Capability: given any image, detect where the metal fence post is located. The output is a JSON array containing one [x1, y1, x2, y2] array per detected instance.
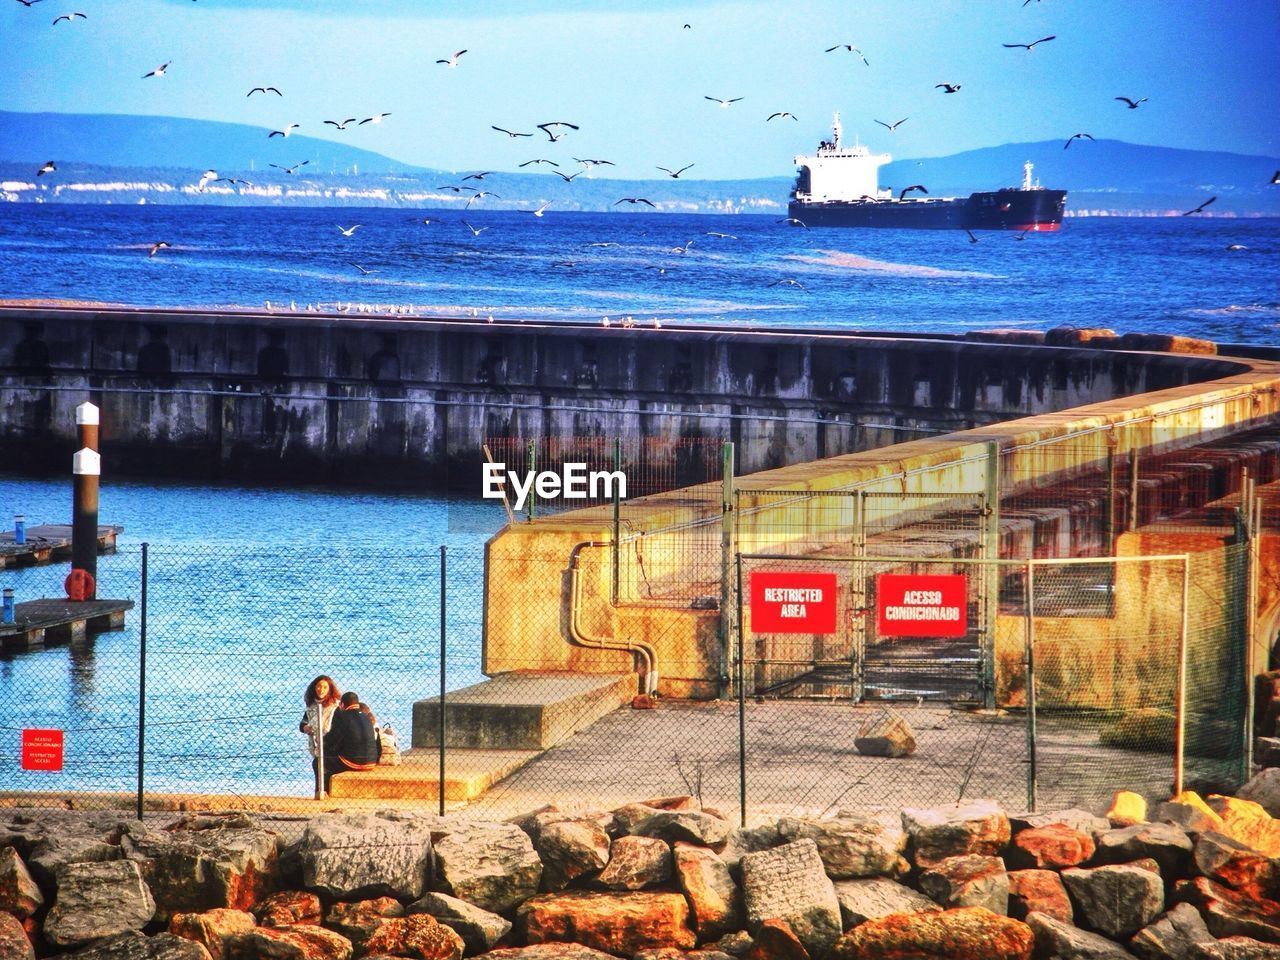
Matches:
[[440, 543, 447, 817], [612, 437, 621, 606], [1025, 558, 1037, 813], [1128, 449, 1141, 532], [852, 490, 867, 702], [136, 543, 148, 821], [1176, 554, 1189, 795], [720, 442, 736, 700], [736, 552, 747, 827], [527, 439, 537, 521], [982, 441, 1001, 709]]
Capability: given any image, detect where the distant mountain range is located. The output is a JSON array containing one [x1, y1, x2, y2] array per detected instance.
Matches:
[[2, 111, 1277, 216]]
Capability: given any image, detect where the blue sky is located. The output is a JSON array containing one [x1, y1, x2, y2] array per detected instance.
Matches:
[[6, 0, 1278, 178]]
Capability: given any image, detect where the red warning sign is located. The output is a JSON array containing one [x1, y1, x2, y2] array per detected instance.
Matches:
[[876, 574, 968, 637], [21, 729, 64, 771], [750, 572, 838, 634]]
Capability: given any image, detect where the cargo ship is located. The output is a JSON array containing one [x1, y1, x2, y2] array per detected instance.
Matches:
[[787, 114, 1066, 231]]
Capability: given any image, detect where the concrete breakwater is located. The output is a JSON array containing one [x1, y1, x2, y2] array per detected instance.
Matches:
[[0, 306, 1241, 490]]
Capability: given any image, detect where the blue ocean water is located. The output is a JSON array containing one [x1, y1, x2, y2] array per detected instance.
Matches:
[[0, 204, 1276, 342]]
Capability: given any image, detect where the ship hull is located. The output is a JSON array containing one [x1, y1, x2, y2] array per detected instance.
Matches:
[[788, 188, 1066, 231]]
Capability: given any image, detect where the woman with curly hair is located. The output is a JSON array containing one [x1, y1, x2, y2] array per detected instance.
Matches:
[[299, 674, 340, 794]]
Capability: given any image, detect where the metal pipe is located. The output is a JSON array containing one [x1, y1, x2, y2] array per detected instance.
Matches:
[[71, 446, 100, 599], [1175, 554, 1189, 795], [439, 543, 447, 817], [568, 541, 657, 695], [136, 543, 148, 821], [736, 552, 747, 827], [1025, 558, 1037, 813]]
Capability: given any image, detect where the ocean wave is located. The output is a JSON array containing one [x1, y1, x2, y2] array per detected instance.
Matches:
[[1180, 302, 1280, 318], [786, 249, 1003, 279]]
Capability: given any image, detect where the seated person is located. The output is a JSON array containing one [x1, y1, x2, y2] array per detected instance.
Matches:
[[320, 691, 381, 790]]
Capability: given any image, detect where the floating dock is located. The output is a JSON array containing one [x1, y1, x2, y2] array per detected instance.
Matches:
[[0, 598, 135, 651], [0, 525, 123, 569]]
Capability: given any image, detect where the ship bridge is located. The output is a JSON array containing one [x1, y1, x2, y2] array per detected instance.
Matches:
[[792, 113, 891, 202]]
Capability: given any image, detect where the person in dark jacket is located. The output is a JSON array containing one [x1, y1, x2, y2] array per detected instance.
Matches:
[[320, 692, 380, 792]]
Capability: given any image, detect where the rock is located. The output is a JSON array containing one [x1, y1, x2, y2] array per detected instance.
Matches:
[[901, 800, 1011, 869], [44, 859, 157, 948], [918, 855, 1009, 915], [169, 909, 256, 960], [407, 891, 513, 955], [853, 709, 916, 758], [1130, 902, 1216, 960], [1007, 869, 1072, 923], [739, 840, 841, 956], [0, 911, 33, 960], [434, 822, 542, 914], [1108, 791, 1150, 827], [1221, 816, 1280, 859], [325, 897, 404, 949], [537, 820, 611, 891], [744, 918, 809, 960], [597, 836, 673, 891], [777, 813, 906, 879], [674, 842, 741, 941], [832, 877, 939, 927], [59, 931, 213, 960], [298, 813, 433, 902], [362, 914, 465, 960], [480, 946, 619, 960], [829, 906, 1034, 960], [0, 846, 44, 918], [611, 804, 663, 836], [507, 806, 564, 841], [1239, 772, 1280, 818], [257, 890, 323, 927], [1012, 809, 1111, 836], [27, 827, 124, 889], [1117, 333, 1217, 355], [1176, 876, 1280, 943], [1062, 863, 1165, 939], [1045, 326, 1120, 347], [1195, 831, 1280, 900], [1006, 823, 1095, 869], [1094, 822, 1194, 881], [519, 890, 696, 955], [631, 810, 733, 847], [635, 951, 736, 960], [713, 931, 755, 956], [121, 818, 277, 920], [234, 924, 354, 960], [1157, 793, 1225, 837], [720, 824, 783, 875], [1026, 910, 1138, 958], [1196, 937, 1280, 958]]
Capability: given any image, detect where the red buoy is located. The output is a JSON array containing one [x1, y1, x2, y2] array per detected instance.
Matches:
[[65, 568, 96, 602]]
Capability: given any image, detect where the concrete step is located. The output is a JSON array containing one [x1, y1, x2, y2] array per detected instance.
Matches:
[[412, 671, 638, 751], [326, 747, 538, 802]]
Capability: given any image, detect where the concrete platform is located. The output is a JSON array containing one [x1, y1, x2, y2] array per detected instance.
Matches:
[[326, 747, 538, 802], [0, 598, 134, 651], [413, 672, 639, 751]]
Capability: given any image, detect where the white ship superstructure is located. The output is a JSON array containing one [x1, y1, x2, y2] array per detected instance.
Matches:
[[791, 113, 892, 202]]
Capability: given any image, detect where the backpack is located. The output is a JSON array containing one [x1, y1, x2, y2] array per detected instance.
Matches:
[[379, 724, 401, 765]]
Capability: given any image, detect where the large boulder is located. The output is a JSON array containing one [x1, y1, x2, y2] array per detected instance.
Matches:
[[853, 709, 916, 758], [1176, 876, 1280, 943], [1011, 809, 1111, 836], [777, 814, 906, 879], [297, 813, 433, 902], [44, 859, 157, 948], [325, 897, 405, 950], [1026, 910, 1138, 959], [1061, 863, 1165, 939], [362, 914, 465, 960], [829, 906, 1033, 960], [0, 845, 44, 918], [518, 890, 697, 955], [1006, 823, 1095, 869], [433, 823, 543, 914], [168, 908, 256, 960], [598, 836, 672, 891], [630, 810, 733, 847], [480, 946, 619, 960], [1130, 902, 1216, 960], [739, 840, 841, 956], [831, 877, 939, 928], [0, 911, 34, 960], [744, 918, 809, 960], [26, 823, 124, 888], [674, 842, 741, 941], [233, 924, 354, 960], [407, 891, 513, 955], [1239, 771, 1280, 817], [918, 855, 1008, 915], [1155, 794, 1225, 837], [1094, 822, 1194, 882], [901, 801, 1011, 869], [536, 820, 611, 891], [257, 890, 323, 927], [1107, 791, 1149, 828], [58, 932, 213, 960], [121, 816, 278, 919], [1195, 831, 1280, 900], [1197, 938, 1280, 958], [720, 823, 783, 875], [1007, 869, 1072, 923]]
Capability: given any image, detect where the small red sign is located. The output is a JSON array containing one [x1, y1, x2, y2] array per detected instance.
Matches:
[[21, 729, 64, 772], [876, 574, 968, 637], [750, 572, 838, 634]]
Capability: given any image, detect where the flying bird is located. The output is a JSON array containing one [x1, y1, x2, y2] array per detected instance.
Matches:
[[436, 49, 467, 68], [776, 217, 807, 227], [1014, 229, 1030, 241], [898, 184, 928, 199], [935, 83, 961, 93], [359, 113, 392, 125], [15, 1, 48, 6], [769, 278, 806, 289], [268, 160, 309, 174], [349, 263, 376, 275], [337, 224, 363, 237], [148, 241, 171, 257], [463, 222, 488, 237], [36, 160, 55, 176], [537, 121, 579, 142], [965, 229, 979, 244], [1181, 196, 1216, 216], [767, 112, 798, 121], [705, 96, 743, 107], [615, 197, 656, 207], [491, 126, 533, 138], [436, 184, 468, 192], [1003, 36, 1055, 49], [268, 124, 300, 138], [197, 169, 217, 191], [1225, 244, 1248, 251], [466, 191, 501, 206], [461, 171, 494, 181], [214, 177, 253, 186], [519, 158, 559, 168], [875, 117, 909, 132], [324, 118, 357, 130], [52, 12, 86, 23], [1063, 132, 1094, 149], [551, 169, 582, 183], [1271, 171, 1280, 184], [825, 44, 869, 65], [247, 86, 282, 97], [657, 164, 694, 178], [525, 202, 552, 217], [705, 231, 738, 239], [1114, 96, 1148, 109], [574, 158, 615, 167], [142, 61, 171, 78]]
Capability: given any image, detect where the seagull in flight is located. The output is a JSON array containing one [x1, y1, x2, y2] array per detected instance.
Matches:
[[657, 164, 694, 178], [574, 158, 615, 168], [935, 83, 961, 93], [148, 241, 171, 257], [337, 224, 363, 237], [1063, 132, 1094, 149], [269, 124, 300, 138], [324, 118, 357, 130], [705, 231, 738, 239], [965, 229, 979, 244], [705, 96, 743, 108], [359, 113, 392, 125], [269, 160, 309, 174], [1003, 35, 1056, 49], [15, 1, 48, 6], [463, 222, 488, 237], [491, 126, 533, 138], [875, 118, 908, 132], [349, 263, 376, 275], [436, 184, 468, 192], [552, 169, 582, 183], [615, 197, 656, 207], [825, 44, 869, 65], [1181, 196, 1216, 216], [1271, 171, 1280, 184], [214, 177, 253, 187], [776, 217, 808, 227], [197, 169, 217, 191], [142, 61, 171, 78], [1115, 96, 1148, 109], [898, 184, 928, 199], [37, 160, 55, 176], [767, 112, 798, 121], [769, 278, 806, 289], [461, 171, 494, 181], [537, 121, 579, 142], [247, 86, 282, 97], [52, 12, 86, 23], [519, 158, 559, 168], [525, 202, 553, 217], [436, 49, 467, 68], [466, 191, 501, 206]]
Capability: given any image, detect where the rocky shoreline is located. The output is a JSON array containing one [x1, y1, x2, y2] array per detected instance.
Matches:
[[9, 774, 1280, 959]]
